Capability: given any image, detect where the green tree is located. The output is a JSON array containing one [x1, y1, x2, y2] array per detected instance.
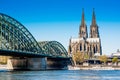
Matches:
[[84, 53, 89, 59], [72, 52, 84, 64], [72, 54, 76, 66], [99, 55, 108, 65], [112, 57, 118, 64]]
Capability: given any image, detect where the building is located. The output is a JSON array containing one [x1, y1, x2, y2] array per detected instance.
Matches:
[[111, 49, 120, 57], [68, 9, 102, 58]]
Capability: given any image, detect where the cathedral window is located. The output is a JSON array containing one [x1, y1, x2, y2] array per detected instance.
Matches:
[[88, 47, 89, 51], [84, 44, 86, 51], [80, 44, 82, 51], [90, 45, 91, 51], [96, 45, 98, 52], [94, 47, 96, 53], [82, 31, 84, 35]]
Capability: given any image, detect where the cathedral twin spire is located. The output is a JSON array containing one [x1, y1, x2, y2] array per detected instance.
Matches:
[[79, 9, 88, 38], [90, 9, 99, 38], [91, 9, 96, 26], [81, 9, 85, 26], [79, 9, 99, 38], [68, 9, 102, 57]]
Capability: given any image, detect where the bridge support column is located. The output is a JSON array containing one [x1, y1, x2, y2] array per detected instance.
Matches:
[[7, 57, 27, 70], [27, 57, 47, 70], [46, 58, 68, 70], [7, 57, 70, 70]]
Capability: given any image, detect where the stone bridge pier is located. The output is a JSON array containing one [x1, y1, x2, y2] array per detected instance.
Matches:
[[7, 57, 70, 70], [46, 58, 69, 70], [7, 57, 27, 70], [27, 57, 47, 70]]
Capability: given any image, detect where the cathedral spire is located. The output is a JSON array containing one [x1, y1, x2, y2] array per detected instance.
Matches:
[[90, 8, 99, 38], [81, 8, 85, 26], [91, 8, 96, 26], [79, 8, 88, 38]]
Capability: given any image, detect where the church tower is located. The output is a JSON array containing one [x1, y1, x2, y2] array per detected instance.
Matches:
[[90, 9, 99, 38], [68, 9, 102, 59], [88, 9, 102, 58], [79, 9, 88, 38], [68, 37, 72, 55]]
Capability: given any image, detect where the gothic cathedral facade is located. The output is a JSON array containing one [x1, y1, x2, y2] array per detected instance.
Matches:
[[68, 9, 102, 58]]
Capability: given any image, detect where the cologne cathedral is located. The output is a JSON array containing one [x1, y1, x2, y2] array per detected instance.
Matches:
[[68, 9, 102, 58]]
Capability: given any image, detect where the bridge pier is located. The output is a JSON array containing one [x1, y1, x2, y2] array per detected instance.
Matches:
[[27, 57, 47, 70], [7, 57, 47, 70], [7, 57, 27, 70], [27, 57, 68, 70], [46, 58, 68, 70], [7, 57, 69, 70]]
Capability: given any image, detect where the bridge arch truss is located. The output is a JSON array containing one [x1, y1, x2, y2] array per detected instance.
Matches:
[[0, 13, 68, 58], [39, 41, 68, 57]]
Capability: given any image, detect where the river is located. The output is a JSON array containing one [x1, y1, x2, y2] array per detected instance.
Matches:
[[0, 70, 120, 80]]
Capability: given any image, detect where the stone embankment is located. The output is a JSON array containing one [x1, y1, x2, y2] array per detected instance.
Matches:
[[68, 65, 120, 70], [0, 64, 7, 70]]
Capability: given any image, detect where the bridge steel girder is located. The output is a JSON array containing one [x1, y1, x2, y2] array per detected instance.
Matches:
[[0, 13, 69, 58], [0, 13, 43, 55], [39, 41, 68, 58]]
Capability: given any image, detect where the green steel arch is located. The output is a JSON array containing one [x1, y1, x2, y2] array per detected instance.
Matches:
[[39, 41, 68, 57], [0, 13, 43, 54], [0, 13, 68, 58]]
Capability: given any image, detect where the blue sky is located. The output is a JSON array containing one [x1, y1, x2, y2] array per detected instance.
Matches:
[[0, 0, 120, 55]]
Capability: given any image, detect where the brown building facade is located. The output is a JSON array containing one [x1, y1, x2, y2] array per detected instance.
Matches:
[[68, 9, 102, 58]]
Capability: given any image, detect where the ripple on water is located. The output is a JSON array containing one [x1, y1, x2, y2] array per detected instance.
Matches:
[[0, 70, 120, 80]]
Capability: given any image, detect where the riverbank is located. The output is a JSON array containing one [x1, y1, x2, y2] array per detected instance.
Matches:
[[0, 64, 8, 71], [68, 65, 120, 70], [1, 64, 120, 71]]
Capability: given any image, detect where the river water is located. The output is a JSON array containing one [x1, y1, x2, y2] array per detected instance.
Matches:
[[0, 70, 120, 80]]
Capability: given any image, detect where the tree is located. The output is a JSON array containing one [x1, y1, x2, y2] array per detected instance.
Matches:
[[0, 56, 8, 64], [99, 55, 108, 65], [112, 57, 118, 64], [84, 53, 89, 59], [72, 52, 84, 64], [72, 54, 76, 66]]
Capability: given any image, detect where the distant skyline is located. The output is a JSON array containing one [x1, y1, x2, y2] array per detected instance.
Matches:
[[0, 0, 120, 55]]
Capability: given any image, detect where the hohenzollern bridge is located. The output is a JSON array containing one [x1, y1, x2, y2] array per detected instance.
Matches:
[[0, 13, 71, 70]]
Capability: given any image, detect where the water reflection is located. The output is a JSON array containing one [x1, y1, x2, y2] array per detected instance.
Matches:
[[0, 70, 120, 80]]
